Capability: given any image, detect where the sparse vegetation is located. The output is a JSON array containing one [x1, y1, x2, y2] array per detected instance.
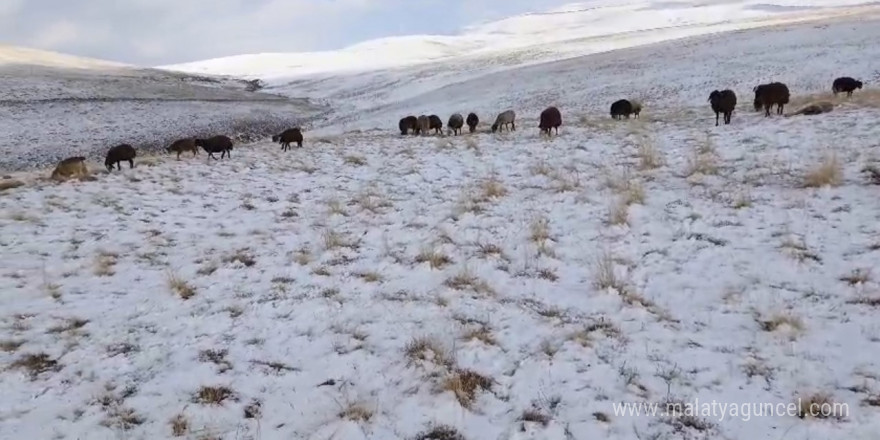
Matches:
[[167, 271, 196, 299], [442, 368, 493, 409]]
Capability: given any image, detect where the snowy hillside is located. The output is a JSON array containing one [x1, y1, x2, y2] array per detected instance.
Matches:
[[0, 45, 328, 172], [160, 0, 879, 130], [3, 9, 880, 440]]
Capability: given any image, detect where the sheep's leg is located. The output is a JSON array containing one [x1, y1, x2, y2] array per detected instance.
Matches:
[[715, 112, 719, 126], [297, 141, 303, 148], [129, 159, 134, 169]]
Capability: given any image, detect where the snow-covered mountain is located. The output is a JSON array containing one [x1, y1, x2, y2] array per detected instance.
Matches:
[[158, 0, 879, 132]]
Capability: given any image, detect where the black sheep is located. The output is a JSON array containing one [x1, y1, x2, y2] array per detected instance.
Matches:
[[708, 89, 737, 126], [428, 115, 443, 134], [105, 143, 136, 171], [399, 115, 418, 135], [272, 128, 304, 151], [610, 99, 633, 119], [538, 106, 562, 136], [753, 82, 790, 116], [832, 77, 863, 97], [447, 113, 464, 135], [195, 135, 234, 159], [466, 113, 479, 133]]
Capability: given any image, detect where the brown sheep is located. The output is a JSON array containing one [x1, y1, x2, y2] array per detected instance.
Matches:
[[491, 110, 516, 133], [166, 138, 198, 159], [753, 82, 790, 116], [273, 128, 304, 151], [447, 113, 464, 135], [399, 115, 418, 135], [630, 100, 642, 118], [832, 77, 863, 97], [428, 115, 443, 134], [195, 135, 234, 159], [785, 101, 834, 117], [105, 143, 136, 171], [538, 106, 562, 136], [466, 113, 479, 133], [416, 115, 429, 135], [51, 156, 89, 181], [708, 89, 737, 126]]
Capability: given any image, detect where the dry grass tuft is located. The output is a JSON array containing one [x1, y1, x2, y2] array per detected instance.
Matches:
[[338, 402, 374, 422], [779, 235, 821, 263], [519, 409, 551, 426], [323, 229, 360, 250], [415, 246, 453, 269], [529, 216, 551, 243], [840, 268, 871, 286], [414, 425, 465, 440], [757, 313, 804, 334], [444, 268, 496, 296], [593, 251, 623, 291], [193, 385, 236, 405], [344, 155, 367, 166], [636, 138, 665, 170], [461, 324, 497, 346], [11, 353, 60, 379], [1, 339, 25, 352], [802, 154, 842, 188], [795, 392, 847, 419], [442, 368, 493, 409], [198, 349, 233, 373], [355, 271, 383, 283], [222, 248, 257, 267], [170, 413, 189, 437], [94, 251, 119, 276], [405, 336, 455, 369], [167, 271, 196, 300], [607, 198, 630, 226], [480, 175, 508, 199]]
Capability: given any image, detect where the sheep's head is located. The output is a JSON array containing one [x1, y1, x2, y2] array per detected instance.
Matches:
[[708, 90, 720, 102], [491, 123, 498, 133], [104, 158, 114, 171], [856, 80, 863, 89], [272, 135, 280, 142]]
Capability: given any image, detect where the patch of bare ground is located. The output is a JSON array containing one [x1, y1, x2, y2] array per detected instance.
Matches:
[[413, 425, 466, 440], [338, 401, 374, 422], [405, 336, 454, 369]]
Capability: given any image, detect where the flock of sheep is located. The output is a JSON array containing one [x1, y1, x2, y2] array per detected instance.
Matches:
[[46, 76, 865, 181], [398, 76, 865, 139]]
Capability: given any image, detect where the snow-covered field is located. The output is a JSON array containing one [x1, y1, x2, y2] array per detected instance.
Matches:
[[4, 3, 880, 440], [0, 45, 327, 172]]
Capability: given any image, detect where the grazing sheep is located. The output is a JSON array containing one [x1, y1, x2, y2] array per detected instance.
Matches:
[[399, 115, 418, 135], [832, 77, 863, 97], [51, 156, 89, 181], [708, 89, 737, 126], [466, 112, 479, 133], [447, 113, 464, 135], [491, 110, 516, 133], [105, 143, 136, 171], [416, 115, 429, 135], [195, 135, 234, 159], [785, 101, 834, 117], [538, 106, 562, 136], [630, 100, 642, 118], [753, 82, 790, 116], [166, 138, 198, 159], [273, 127, 304, 151], [610, 99, 633, 119], [428, 115, 443, 134]]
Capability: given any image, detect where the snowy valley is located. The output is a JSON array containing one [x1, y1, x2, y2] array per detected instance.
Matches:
[[2, 1, 880, 440]]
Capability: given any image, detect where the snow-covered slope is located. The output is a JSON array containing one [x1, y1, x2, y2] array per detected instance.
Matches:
[[3, 11, 880, 440], [0, 46, 328, 172], [159, 0, 879, 133]]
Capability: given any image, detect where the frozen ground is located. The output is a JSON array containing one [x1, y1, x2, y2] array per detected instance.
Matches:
[[0, 45, 328, 172], [3, 4, 880, 440]]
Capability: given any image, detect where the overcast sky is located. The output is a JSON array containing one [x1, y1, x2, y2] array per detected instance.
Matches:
[[0, 0, 570, 66]]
